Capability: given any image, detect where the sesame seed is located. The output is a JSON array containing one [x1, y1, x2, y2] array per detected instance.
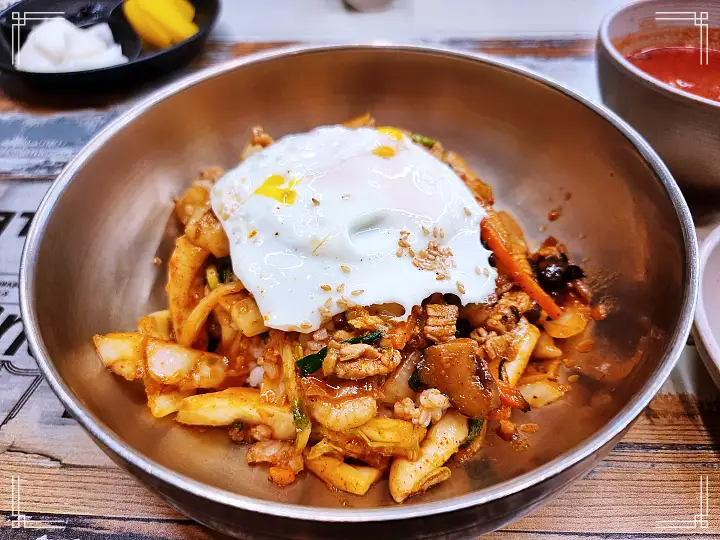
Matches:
[[439, 228, 445, 239], [336, 299, 348, 309], [412, 259, 421, 268], [337, 283, 345, 293], [341, 265, 351, 273], [153, 257, 162, 266], [300, 322, 312, 330], [433, 225, 439, 238], [396, 248, 403, 257], [418, 249, 427, 259], [248, 229, 257, 239], [324, 298, 332, 308], [408, 248, 415, 257], [311, 197, 320, 206], [321, 284, 332, 291], [464, 207, 472, 216], [422, 226, 430, 236], [436, 274, 446, 280], [352, 289, 364, 296], [398, 239, 410, 248], [482, 268, 490, 276], [319, 307, 331, 317], [456, 281, 466, 294], [475, 266, 482, 275], [568, 374, 580, 383]]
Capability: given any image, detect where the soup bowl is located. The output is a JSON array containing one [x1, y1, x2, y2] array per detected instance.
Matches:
[[597, 0, 720, 190], [20, 45, 697, 539]]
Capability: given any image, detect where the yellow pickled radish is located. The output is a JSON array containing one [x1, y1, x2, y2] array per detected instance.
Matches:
[[136, 0, 198, 44], [124, 0, 172, 49], [168, 0, 195, 22]]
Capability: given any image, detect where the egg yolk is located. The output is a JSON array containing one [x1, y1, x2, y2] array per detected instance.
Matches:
[[254, 174, 298, 205]]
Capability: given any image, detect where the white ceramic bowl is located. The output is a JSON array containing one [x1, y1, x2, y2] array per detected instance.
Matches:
[[693, 225, 720, 388]]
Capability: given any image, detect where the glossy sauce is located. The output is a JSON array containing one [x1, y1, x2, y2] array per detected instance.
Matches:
[[626, 47, 720, 102]]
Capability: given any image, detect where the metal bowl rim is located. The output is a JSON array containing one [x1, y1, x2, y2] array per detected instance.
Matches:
[[19, 43, 699, 522], [598, 0, 720, 111]]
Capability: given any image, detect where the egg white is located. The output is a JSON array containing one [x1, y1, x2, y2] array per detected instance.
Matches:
[[211, 125, 496, 332]]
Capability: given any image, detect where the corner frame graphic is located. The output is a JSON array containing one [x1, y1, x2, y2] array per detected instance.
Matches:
[[655, 11, 710, 65], [655, 475, 710, 530], [10, 11, 64, 65]]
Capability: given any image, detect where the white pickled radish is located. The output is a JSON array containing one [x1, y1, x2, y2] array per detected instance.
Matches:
[[15, 18, 128, 73], [85, 23, 114, 47]]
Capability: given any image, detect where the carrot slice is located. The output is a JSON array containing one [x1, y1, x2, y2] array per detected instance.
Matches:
[[481, 218, 564, 320]]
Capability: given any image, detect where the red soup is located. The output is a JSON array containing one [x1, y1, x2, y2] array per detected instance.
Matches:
[[626, 46, 720, 103]]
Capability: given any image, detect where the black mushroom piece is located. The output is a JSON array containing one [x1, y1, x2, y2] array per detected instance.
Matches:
[[418, 338, 500, 418], [534, 253, 586, 292]]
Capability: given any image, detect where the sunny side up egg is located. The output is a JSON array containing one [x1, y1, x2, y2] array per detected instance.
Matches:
[[211, 125, 497, 332]]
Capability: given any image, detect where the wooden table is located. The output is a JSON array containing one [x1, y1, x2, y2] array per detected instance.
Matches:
[[0, 33, 719, 540]]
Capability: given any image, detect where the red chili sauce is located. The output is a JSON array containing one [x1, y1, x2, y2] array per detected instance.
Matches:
[[626, 46, 720, 103]]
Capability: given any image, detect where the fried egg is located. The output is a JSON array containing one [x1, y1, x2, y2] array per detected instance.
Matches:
[[211, 125, 496, 332]]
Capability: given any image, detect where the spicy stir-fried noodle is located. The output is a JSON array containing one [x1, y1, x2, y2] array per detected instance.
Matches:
[[93, 114, 597, 502]]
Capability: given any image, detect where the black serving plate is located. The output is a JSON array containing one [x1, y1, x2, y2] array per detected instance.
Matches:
[[0, 0, 219, 91]]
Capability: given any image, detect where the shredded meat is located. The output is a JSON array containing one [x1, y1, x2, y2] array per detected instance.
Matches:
[[485, 291, 533, 334], [334, 348, 401, 380], [339, 343, 381, 362], [247, 441, 303, 471], [424, 304, 458, 343], [480, 332, 515, 364], [251, 126, 274, 147], [345, 306, 387, 331], [418, 338, 500, 418]]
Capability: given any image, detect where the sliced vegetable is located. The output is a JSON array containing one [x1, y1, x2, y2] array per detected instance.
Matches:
[[462, 419, 485, 447], [497, 379, 531, 412], [411, 133, 437, 148], [229, 295, 268, 337], [481, 218, 563, 320], [543, 306, 590, 339], [305, 455, 381, 496], [381, 351, 420, 404], [176, 387, 295, 439], [352, 418, 426, 460], [296, 331, 383, 377], [296, 351, 325, 377], [292, 398, 310, 430], [135, 0, 198, 44], [518, 380, 566, 408], [124, 0, 172, 48], [408, 368, 423, 392]]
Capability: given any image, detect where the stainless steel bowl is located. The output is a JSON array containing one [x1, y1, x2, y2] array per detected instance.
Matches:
[[20, 45, 697, 539], [597, 0, 720, 190]]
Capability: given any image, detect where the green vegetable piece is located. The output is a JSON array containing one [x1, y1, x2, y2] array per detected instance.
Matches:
[[205, 265, 220, 290], [345, 330, 383, 345], [292, 398, 310, 430], [296, 350, 326, 377], [295, 330, 383, 377], [411, 133, 437, 148], [408, 368, 423, 392], [461, 419, 484, 447]]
